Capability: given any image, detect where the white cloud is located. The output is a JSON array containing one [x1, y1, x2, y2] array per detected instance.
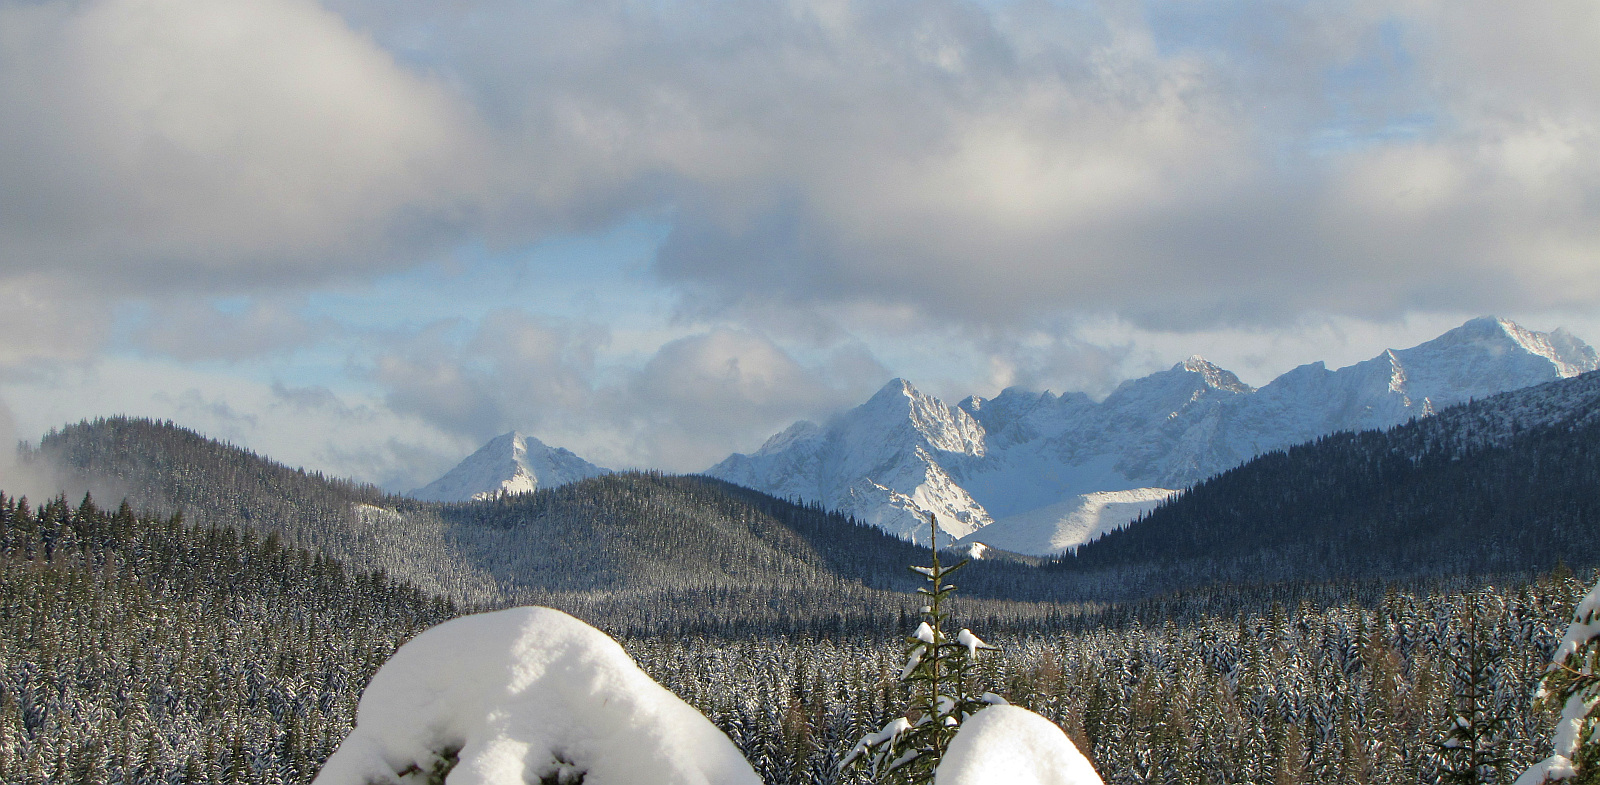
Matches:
[[369, 312, 885, 472], [0, 0, 480, 289], [8, 0, 1598, 324], [132, 296, 336, 362]]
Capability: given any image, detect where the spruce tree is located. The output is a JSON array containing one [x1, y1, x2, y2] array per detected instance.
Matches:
[[842, 513, 998, 784]]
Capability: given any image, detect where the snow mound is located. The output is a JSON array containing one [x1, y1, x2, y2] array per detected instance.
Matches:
[[936, 705, 1104, 785], [312, 607, 760, 785]]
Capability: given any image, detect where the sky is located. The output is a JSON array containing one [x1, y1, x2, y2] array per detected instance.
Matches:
[[1, 0, 1598, 491]]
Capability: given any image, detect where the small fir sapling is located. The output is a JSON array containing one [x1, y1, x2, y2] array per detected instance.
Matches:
[[1515, 575, 1600, 785], [842, 513, 1000, 784]]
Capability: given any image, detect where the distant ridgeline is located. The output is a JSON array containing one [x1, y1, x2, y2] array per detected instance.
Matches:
[[25, 418, 1097, 635], [27, 371, 1600, 624], [1058, 369, 1600, 591]]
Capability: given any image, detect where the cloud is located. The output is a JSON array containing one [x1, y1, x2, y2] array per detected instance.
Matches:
[[372, 310, 607, 441], [625, 330, 887, 468], [0, 279, 112, 371], [318, 0, 1600, 329], [0, 0, 479, 292], [7, 0, 1598, 330], [369, 311, 885, 471], [132, 298, 336, 362]]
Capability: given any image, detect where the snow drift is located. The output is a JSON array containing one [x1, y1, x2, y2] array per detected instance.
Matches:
[[312, 607, 760, 785], [937, 705, 1105, 785]]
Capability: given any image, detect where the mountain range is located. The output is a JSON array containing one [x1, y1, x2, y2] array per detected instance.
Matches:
[[703, 317, 1597, 549], [30, 356, 1600, 615], [409, 318, 1596, 551], [1056, 364, 1600, 588]]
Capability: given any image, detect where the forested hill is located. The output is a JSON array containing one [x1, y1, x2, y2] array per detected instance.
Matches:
[[28, 417, 508, 603], [1058, 370, 1600, 587], [0, 491, 452, 783], [24, 418, 1093, 633]]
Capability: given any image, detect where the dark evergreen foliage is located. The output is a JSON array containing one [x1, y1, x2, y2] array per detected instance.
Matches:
[[1059, 371, 1600, 592], [636, 572, 1590, 785]]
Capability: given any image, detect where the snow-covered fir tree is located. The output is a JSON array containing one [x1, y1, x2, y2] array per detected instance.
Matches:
[[843, 514, 998, 784], [1517, 576, 1600, 785]]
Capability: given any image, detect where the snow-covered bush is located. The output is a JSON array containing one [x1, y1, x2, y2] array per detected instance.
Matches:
[[936, 705, 1104, 785], [1515, 577, 1600, 785], [312, 606, 760, 785]]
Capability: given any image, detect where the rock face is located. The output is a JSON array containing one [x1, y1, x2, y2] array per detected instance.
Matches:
[[411, 432, 611, 502], [707, 379, 993, 545], [706, 318, 1599, 552]]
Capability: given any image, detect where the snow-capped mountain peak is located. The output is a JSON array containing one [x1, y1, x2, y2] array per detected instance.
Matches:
[[1179, 356, 1255, 393], [410, 432, 611, 502], [706, 318, 1597, 554], [707, 379, 989, 545]]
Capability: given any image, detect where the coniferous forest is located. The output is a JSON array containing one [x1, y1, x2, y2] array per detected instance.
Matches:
[[7, 367, 1600, 785], [0, 487, 1590, 784]]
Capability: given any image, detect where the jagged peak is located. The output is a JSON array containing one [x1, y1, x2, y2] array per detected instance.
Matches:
[[1413, 317, 1600, 377], [1172, 356, 1255, 394], [484, 430, 523, 447], [872, 376, 914, 397]]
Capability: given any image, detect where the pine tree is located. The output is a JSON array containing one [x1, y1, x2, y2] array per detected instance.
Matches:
[[842, 513, 998, 784]]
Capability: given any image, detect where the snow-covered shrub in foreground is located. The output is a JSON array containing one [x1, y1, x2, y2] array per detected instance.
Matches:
[[312, 607, 761, 785], [937, 705, 1104, 785]]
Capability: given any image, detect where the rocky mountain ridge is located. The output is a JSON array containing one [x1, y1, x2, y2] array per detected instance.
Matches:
[[707, 317, 1598, 549]]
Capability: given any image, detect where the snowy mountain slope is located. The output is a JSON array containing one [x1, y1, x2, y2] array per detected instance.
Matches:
[[710, 379, 991, 544], [707, 318, 1598, 551], [954, 488, 1179, 556], [411, 432, 611, 502]]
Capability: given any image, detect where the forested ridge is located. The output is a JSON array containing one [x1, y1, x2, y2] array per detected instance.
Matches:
[[28, 419, 1103, 635], [1061, 371, 1600, 589]]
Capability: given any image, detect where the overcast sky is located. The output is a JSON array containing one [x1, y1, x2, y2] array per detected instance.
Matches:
[[2, 0, 1598, 489]]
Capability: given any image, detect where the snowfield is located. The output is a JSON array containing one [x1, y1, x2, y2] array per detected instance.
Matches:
[[957, 487, 1179, 556], [312, 607, 761, 785], [315, 607, 1106, 785]]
